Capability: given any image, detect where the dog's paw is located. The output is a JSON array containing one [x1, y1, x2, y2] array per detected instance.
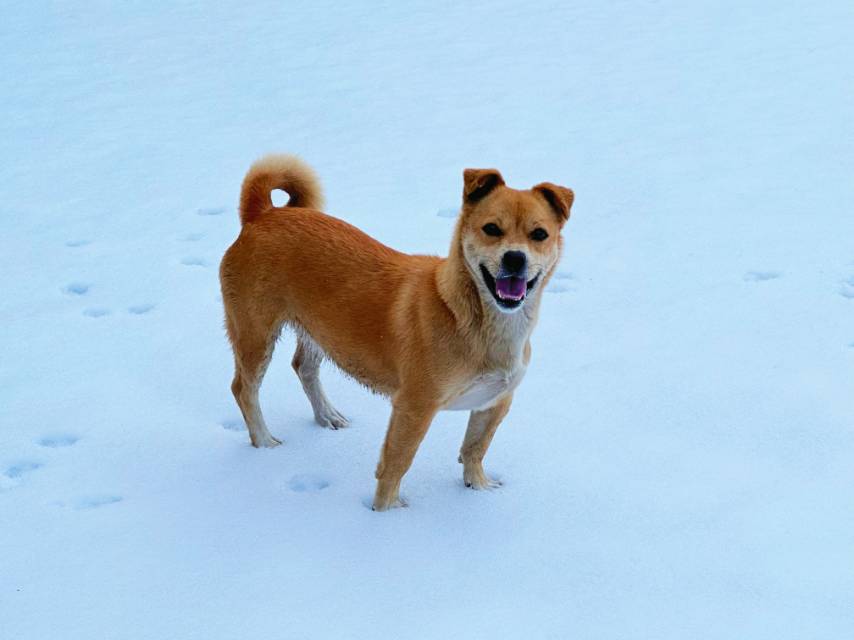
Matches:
[[314, 406, 350, 430], [463, 465, 502, 490], [372, 479, 407, 511], [371, 495, 408, 511], [251, 433, 282, 448], [466, 477, 502, 490]]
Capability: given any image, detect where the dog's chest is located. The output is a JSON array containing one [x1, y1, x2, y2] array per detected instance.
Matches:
[[444, 364, 527, 412]]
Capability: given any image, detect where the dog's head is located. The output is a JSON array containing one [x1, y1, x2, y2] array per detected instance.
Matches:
[[458, 168, 573, 313]]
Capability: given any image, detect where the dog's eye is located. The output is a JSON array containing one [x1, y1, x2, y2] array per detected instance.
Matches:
[[482, 223, 503, 237], [530, 228, 549, 241]]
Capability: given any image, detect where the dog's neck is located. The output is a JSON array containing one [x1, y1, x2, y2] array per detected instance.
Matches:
[[437, 229, 540, 364]]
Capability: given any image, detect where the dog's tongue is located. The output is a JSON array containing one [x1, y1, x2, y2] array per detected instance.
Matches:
[[496, 276, 526, 301]]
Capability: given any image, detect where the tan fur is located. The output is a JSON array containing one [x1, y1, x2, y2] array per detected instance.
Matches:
[[220, 154, 573, 510]]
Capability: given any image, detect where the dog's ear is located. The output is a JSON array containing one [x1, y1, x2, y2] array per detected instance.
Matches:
[[533, 182, 574, 223], [463, 168, 505, 203]]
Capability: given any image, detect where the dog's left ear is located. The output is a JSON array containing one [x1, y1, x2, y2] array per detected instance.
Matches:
[[533, 183, 574, 223], [463, 168, 505, 203]]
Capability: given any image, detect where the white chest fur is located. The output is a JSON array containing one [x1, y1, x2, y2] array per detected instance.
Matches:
[[443, 300, 536, 412], [444, 364, 527, 411]]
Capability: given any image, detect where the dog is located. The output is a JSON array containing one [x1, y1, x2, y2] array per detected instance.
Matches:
[[220, 155, 573, 510]]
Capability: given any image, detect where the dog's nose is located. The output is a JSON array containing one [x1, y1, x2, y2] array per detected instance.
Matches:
[[501, 251, 527, 275]]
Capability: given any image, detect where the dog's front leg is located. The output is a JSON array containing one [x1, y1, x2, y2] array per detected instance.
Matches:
[[373, 396, 437, 511], [459, 394, 513, 489]]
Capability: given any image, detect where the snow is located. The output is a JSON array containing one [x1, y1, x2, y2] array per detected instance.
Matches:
[[1, 1, 853, 638]]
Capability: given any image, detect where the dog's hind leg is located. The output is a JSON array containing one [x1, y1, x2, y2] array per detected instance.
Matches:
[[227, 316, 282, 448], [291, 332, 349, 429]]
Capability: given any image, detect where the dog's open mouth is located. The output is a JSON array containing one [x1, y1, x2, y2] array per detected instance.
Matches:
[[479, 265, 540, 310]]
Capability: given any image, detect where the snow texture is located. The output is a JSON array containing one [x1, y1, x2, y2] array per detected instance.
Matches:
[[1, 1, 853, 639]]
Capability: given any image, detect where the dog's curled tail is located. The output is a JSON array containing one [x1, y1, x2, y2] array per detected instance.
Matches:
[[239, 154, 325, 225]]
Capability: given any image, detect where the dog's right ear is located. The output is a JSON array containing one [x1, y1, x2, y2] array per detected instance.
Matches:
[[463, 169, 505, 204]]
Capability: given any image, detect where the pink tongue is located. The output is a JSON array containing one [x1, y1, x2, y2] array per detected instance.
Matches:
[[496, 276, 526, 300]]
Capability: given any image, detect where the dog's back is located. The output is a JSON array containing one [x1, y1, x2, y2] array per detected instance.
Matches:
[[220, 155, 438, 398]]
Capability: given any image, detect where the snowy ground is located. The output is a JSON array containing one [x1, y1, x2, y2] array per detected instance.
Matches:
[[2, 1, 853, 638]]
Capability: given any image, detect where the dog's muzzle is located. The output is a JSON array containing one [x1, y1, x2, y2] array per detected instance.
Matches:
[[479, 259, 540, 311]]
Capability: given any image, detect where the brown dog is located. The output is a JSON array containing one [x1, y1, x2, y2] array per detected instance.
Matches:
[[220, 155, 573, 510]]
